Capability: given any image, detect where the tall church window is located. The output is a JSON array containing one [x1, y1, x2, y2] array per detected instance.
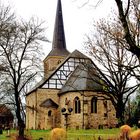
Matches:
[[48, 110, 52, 117], [103, 100, 108, 117], [91, 97, 97, 113], [32, 105, 34, 114], [74, 97, 81, 113]]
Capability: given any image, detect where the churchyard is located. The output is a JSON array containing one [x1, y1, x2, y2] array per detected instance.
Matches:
[[0, 128, 120, 140]]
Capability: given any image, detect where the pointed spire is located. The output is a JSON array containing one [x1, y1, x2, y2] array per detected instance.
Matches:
[[48, 0, 70, 57]]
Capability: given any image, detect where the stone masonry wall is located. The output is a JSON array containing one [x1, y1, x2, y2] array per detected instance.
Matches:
[[26, 91, 37, 129], [59, 91, 117, 129], [44, 56, 65, 78], [26, 88, 60, 129], [26, 89, 118, 130]]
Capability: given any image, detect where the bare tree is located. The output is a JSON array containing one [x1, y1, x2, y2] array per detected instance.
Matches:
[[85, 19, 140, 125], [0, 3, 47, 139], [114, 0, 140, 60], [76, 0, 140, 60]]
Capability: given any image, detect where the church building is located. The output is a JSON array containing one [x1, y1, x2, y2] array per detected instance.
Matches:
[[26, 0, 117, 130]]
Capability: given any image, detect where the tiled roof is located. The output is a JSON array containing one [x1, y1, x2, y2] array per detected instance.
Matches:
[[58, 63, 103, 94], [40, 98, 58, 108], [27, 50, 90, 95], [27, 50, 103, 95]]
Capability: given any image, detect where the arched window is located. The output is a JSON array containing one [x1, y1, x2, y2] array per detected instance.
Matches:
[[48, 110, 52, 117], [74, 97, 81, 113], [91, 97, 97, 113]]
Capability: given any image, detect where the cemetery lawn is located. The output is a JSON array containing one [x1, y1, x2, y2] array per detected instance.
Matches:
[[0, 128, 120, 140]]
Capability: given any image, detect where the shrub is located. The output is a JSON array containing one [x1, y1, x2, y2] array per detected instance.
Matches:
[[50, 128, 66, 140]]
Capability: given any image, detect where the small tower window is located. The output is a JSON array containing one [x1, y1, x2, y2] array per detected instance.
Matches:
[[74, 97, 81, 114], [91, 97, 97, 113], [57, 60, 61, 64]]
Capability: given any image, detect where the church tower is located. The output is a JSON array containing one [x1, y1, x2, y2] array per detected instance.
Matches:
[[44, 0, 70, 77]]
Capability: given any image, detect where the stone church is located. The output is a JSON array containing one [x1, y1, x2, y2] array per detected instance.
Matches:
[[26, 0, 117, 130]]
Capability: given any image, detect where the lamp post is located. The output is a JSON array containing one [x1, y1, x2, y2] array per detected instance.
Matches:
[[61, 107, 73, 130]]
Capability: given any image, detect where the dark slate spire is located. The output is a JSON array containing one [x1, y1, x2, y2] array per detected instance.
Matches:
[[48, 0, 70, 57]]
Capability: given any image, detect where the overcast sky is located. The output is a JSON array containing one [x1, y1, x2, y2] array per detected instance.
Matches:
[[2, 0, 116, 57]]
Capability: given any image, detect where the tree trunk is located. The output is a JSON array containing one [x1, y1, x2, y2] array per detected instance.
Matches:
[[115, 101, 125, 126], [18, 120, 25, 137], [15, 92, 25, 139], [16, 120, 25, 140]]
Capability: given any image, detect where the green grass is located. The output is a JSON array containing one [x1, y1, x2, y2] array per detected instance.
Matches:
[[67, 128, 120, 140], [0, 128, 120, 140]]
